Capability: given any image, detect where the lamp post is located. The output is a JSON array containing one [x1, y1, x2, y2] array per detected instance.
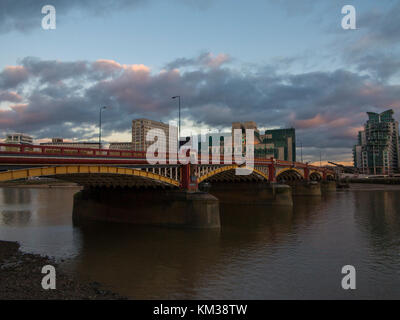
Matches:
[[99, 106, 107, 148], [300, 141, 303, 163], [172, 96, 181, 141], [320, 150, 322, 167]]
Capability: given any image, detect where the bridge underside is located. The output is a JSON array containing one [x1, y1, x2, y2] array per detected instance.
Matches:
[[55, 173, 177, 188], [198, 167, 268, 184], [276, 169, 304, 182], [310, 172, 323, 181], [0, 166, 179, 188]]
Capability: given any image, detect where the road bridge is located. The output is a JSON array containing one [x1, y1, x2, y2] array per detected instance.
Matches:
[[0, 143, 336, 229], [0, 143, 334, 188]]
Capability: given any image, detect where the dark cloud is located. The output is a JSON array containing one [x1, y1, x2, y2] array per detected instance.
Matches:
[[0, 65, 29, 89], [339, 2, 400, 82], [0, 91, 22, 103], [0, 0, 147, 33], [355, 53, 400, 81], [357, 2, 400, 45], [1, 55, 399, 163]]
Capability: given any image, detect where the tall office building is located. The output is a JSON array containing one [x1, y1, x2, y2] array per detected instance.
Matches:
[[258, 128, 296, 161], [353, 109, 400, 174], [132, 119, 177, 152], [231, 121, 261, 154], [230, 122, 296, 161]]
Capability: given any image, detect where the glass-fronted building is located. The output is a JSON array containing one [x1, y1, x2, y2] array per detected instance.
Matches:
[[353, 109, 400, 175], [256, 128, 296, 161]]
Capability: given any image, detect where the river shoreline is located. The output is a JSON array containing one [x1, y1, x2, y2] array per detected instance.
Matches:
[[0, 240, 125, 300], [347, 183, 400, 191]]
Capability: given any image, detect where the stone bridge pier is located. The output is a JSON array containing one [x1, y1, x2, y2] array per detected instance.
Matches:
[[73, 187, 221, 229], [202, 182, 293, 206]]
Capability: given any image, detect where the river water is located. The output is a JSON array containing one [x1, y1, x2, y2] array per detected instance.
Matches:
[[0, 185, 399, 299]]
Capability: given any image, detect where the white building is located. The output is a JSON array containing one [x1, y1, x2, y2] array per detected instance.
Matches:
[[5, 133, 33, 145]]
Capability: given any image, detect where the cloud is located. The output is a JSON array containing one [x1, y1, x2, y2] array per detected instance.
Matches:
[[166, 52, 231, 70], [0, 55, 399, 163], [0, 66, 29, 89], [338, 2, 400, 83], [0, 91, 22, 103], [355, 53, 400, 81], [357, 2, 400, 45], [0, 0, 148, 33]]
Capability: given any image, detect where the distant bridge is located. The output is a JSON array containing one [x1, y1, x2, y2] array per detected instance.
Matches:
[[0, 143, 335, 190]]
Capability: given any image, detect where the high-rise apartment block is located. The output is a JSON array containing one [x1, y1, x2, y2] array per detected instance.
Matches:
[[353, 109, 400, 175]]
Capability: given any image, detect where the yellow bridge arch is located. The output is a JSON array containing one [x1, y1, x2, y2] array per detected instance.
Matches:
[[275, 167, 304, 179], [0, 165, 180, 187], [198, 165, 269, 183]]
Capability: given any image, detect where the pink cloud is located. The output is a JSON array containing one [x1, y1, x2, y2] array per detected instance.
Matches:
[[203, 53, 231, 68], [0, 65, 29, 88], [0, 91, 22, 102], [293, 114, 326, 128], [327, 117, 352, 128], [93, 60, 150, 73], [93, 59, 124, 73], [10, 103, 28, 113]]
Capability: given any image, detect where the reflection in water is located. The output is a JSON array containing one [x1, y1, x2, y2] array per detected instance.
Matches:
[[0, 188, 31, 205], [0, 186, 400, 299], [351, 190, 400, 299], [0, 187, 82, 258], [0, 210, 31, 225]]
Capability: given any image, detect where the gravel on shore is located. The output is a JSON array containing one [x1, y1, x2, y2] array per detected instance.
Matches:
[[0, 240, 126, 300]]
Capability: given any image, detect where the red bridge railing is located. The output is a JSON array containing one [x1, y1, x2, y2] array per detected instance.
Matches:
[[0, 143, 326, 170]]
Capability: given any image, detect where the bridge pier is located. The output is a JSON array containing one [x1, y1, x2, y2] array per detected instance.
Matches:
[[72, 188, 220, 229], [201, 182, 293, 206], [321, 180, 337, 192], [291, 181, 322, 196]]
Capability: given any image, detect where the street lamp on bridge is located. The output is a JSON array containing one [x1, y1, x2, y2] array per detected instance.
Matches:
[[172, 96, 181, 140], [99, 106, 107, 148]]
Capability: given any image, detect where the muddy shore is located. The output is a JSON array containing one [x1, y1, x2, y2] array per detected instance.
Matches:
[[0, 240, 125, 300]]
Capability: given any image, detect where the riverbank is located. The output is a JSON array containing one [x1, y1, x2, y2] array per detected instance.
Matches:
[[348, 177, 400, 185], [348, 183, 400, 191], [0, 240, 125, 300]]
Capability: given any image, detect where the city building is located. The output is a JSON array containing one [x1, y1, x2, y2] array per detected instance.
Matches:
[[132, 119, 177, 152], [192, 123, 296, 162], [40, 138, 100, 149], [5, 133, 33, 145], [353, 109, 400, 175], [258, 128, 296, 162], [109, 142, 132, 150]]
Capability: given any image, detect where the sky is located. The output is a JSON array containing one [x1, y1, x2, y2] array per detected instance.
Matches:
[[0, 0, 400, 164]]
